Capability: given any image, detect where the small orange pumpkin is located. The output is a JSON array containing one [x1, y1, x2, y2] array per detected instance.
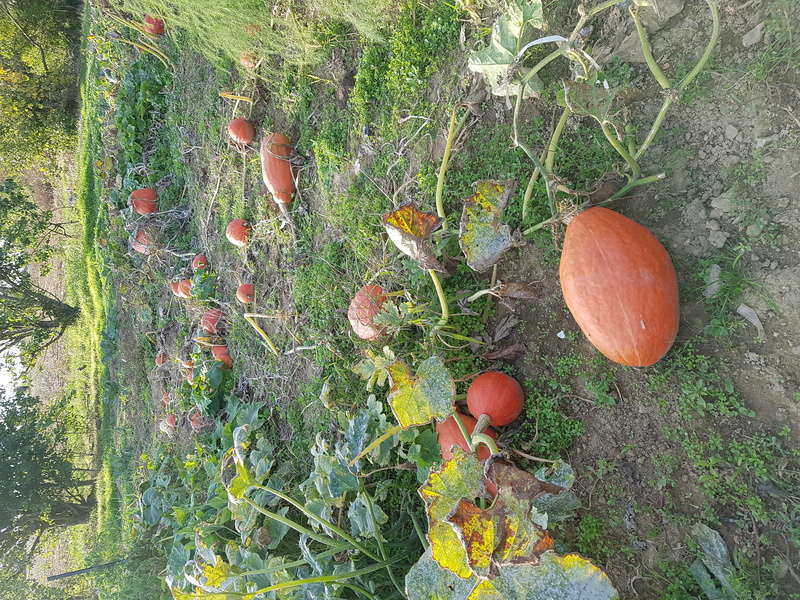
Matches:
[[226, 219, 251, 247], [132, 228, 157, 254], [211, 345, 233, 369], [466, 371, 524, 427], [228, 118, 255, 145], [236, 283, 254, 304], [192, 254, 208, 271]]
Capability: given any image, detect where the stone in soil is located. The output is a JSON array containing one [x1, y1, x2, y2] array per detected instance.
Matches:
[[742, 22, 765, 48]]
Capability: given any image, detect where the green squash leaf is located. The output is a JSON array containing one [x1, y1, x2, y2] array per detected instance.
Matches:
[[468, 0, 546, 99]]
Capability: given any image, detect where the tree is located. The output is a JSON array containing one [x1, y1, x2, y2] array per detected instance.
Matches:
[[0, 179, 79, 360], [0, 388, 95, 561]]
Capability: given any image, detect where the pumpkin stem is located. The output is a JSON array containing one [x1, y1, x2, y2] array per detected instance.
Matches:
[[473, 413, 492, 436], [428, 269, 450, 331], [435, 106, 470, 230], [630, 5, 672, 90]]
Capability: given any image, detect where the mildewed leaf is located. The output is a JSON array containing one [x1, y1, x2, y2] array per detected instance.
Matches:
[[563, 80, 616, 122], [468, 0, 546, 99], [386, 356, 455, 428], [478, 552, 620, 599], [382, 203, 444, 271], [459, 180, 516, 272], [405, 547, 479, 600]]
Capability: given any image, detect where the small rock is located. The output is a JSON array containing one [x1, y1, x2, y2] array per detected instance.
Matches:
[[746, 222, 763, 237], [742, 22, 765, 48], [704, 264, 722, 298], [709, 229, 729, 248], [615, 32, 646, 63], [770, 260, 778, 270], [755, 133, 781, 149], [725, 124, 739, 140], [710, 190, 734, 214], [641, 0, 685, 32], [706, 219, 720, 231]]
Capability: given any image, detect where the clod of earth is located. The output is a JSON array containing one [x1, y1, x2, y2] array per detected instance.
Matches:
[[129, 187, 158, 215], [559, 207, 679, 367], [143, 15, 164, 35], [240, 53, 258, 69], [466, 370, 524, 427], [201, 309, 224, 334], [191, 254, 208, 271], [225, 218, 251, 247], [235, 283, 254, 304], [260, 133, 295, 205], [347, 285, 387, 341], [227, 118, 255, 145]]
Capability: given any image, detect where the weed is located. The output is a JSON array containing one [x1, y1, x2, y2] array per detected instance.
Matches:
[[575, 514, 612, 561], [514, 379, 585, 459]]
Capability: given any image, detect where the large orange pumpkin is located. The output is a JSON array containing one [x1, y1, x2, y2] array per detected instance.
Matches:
[[260, 133, 295, 205], [130, 187, 158, 215], [559, 207, 679, 367]]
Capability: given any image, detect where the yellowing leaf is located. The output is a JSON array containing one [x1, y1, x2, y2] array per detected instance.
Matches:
[[449, 499, 496, 573], [386, 356, 455, 428], [382, 203, 444, 271], [429, 520, 473, 579], [459, 180, 515, 272], [405, 547, 479, 600]]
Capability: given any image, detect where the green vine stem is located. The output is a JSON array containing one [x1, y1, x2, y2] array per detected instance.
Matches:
[[634, 0, 720, 159], [360, 483, 404, 596], [242, 497, 337, 549], [600, 120, 640, 179], [348, 424, 403, 466], [238, 558, 401, 599], [435, 107, 470, 229], [521, 106, 570, 221], [630, 5, 671, 89], [252, 484, 380, 562], [522, 173, 666, 236], [428, 269, 450, 330], [238, 546, 349, 578], [451, 411, 501, 456]]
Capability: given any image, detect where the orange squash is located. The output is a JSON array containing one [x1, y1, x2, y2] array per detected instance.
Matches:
[[260, 133, 295, 205], [228, 118, 255, 145], [347, 285, 386, 341], [130, 187, 158, 215], [466, 371, 524, 427], [226, 218, 251, 247], [559, 207, 679, 367]]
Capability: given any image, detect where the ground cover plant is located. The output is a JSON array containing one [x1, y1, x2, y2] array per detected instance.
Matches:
[[5, 0, 800, 599]]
